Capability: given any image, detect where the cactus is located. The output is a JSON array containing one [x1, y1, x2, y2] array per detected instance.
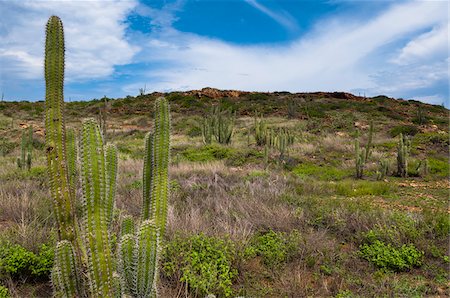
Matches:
[[66, 129, 77, 196], [17, 126, 33, 170], [52, 240, 79, 298], [254, 113, 268, 146], [44, 16, 169, 298], [118, 234, 136, 295], [105, 143, 118, 226], [148, 97, 170, 237], [202, 117, 213, 144], [397, 133, 410, 178], [45, 16, 76, 242], [134, 220, 159, 298], [354, 121, 374, 179], [79, 119, 115, 297], [419, 159, 429, 177], [120, 215, 135, 236], [376, 159, 389, 181]]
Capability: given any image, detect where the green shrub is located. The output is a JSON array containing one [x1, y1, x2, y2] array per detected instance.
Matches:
[[427, 157, 449, 178], [0, 242, 35, 277], [0, 285, 9, 298], [293, 163, 350, 181], [163, 234, 237, 297], [389, 125, 419, 137], [359, 240, 423, 271], [226, 148, 263, 167], [0, 242, 53, 279], [413, 132, 449, 148], [245, 230, 299, 269], [182, 145, 232, 162]]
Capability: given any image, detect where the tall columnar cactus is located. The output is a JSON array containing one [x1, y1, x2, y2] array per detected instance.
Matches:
[[52, 240, 79, 298], [148, 97, 170, 236], [397, 133, 410, 178], [45, 15, 76, 242], [376, 159, 389, 181], [202, 117, 213, 144], [354, 121, 374, 179], [80, 119, 115, 297], [17, 126, 33, 170], [254, 113, 268, 146]]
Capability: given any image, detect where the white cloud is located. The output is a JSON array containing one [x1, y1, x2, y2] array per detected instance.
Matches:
[[394, 23, 448, 64], [131, 0, 448, 99], [244, 0, 299, 32], [0, 0, 139, 81]]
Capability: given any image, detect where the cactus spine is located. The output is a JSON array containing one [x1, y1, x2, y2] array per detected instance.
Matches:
[[397, 133, 410, 177]]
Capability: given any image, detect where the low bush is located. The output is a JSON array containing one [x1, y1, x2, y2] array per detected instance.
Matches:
[[244, 230, 299, 269], [427, 157, 449, 178], [163, 234, 237, 297], [359, 240, 423, 271], [182, 145, 232, 162], [0, 242, 53, 280], [389, 125, 419, 137]]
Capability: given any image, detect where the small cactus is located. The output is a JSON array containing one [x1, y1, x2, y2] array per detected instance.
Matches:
[[397, 133, 410, 178]]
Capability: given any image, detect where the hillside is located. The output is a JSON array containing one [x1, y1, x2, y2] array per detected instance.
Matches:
[[0, 89, 449, 297]]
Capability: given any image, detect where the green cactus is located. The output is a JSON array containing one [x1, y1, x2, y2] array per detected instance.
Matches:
[[66, 128, 77, 197], [79, 118, 115, 297], [419, 159, 429, 177], [354, 122, 374, 179], [397, 133, 410, 178], [118, 233, 136, 295], [121, 214, 135, 236], [202, 117, 213, 145], [52, 240, 79, 298], [134, 220, 159, 298], [45, 15, 76, 242], [146, 98, 170, 238], [105, 143, 118, 226], [17, 126, 33, 170], [142, 132, 154, 220], [376, 159, 389, 181], [254, 112, 268, 146]]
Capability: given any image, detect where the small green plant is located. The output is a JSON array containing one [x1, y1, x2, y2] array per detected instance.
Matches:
[[163, 234, 237, 297], [359, 240, 423, 271], [0, 285, 9, 298], [245, 230, 288, 268]]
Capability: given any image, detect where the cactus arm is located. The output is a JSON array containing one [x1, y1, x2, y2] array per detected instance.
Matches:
[[80, 119, 114, 297], [52, 240, 79, 298], [117, 234, 136, 295], [120, 214, 135, 236], [105, 143, 118, 226], [134, 220, 159, 298], [142, 132, 154, 220], [149, 97, 170, 237]]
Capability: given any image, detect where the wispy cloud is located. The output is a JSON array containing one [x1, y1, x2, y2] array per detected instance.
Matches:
[[244, 0, 299, 32], [129, 0, 448, 104]]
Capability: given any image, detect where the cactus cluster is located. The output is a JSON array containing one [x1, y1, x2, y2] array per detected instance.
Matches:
[[354, 121, 374, 179], [17, 126, 33, 170], [376, 159, 389, 181], [202, 106, 235, 145], [396, 133, 410, 178], [44, 16, 170, 297]]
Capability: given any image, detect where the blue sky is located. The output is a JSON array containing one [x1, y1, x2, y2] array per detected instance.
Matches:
[[0, 0, 448, 106]]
